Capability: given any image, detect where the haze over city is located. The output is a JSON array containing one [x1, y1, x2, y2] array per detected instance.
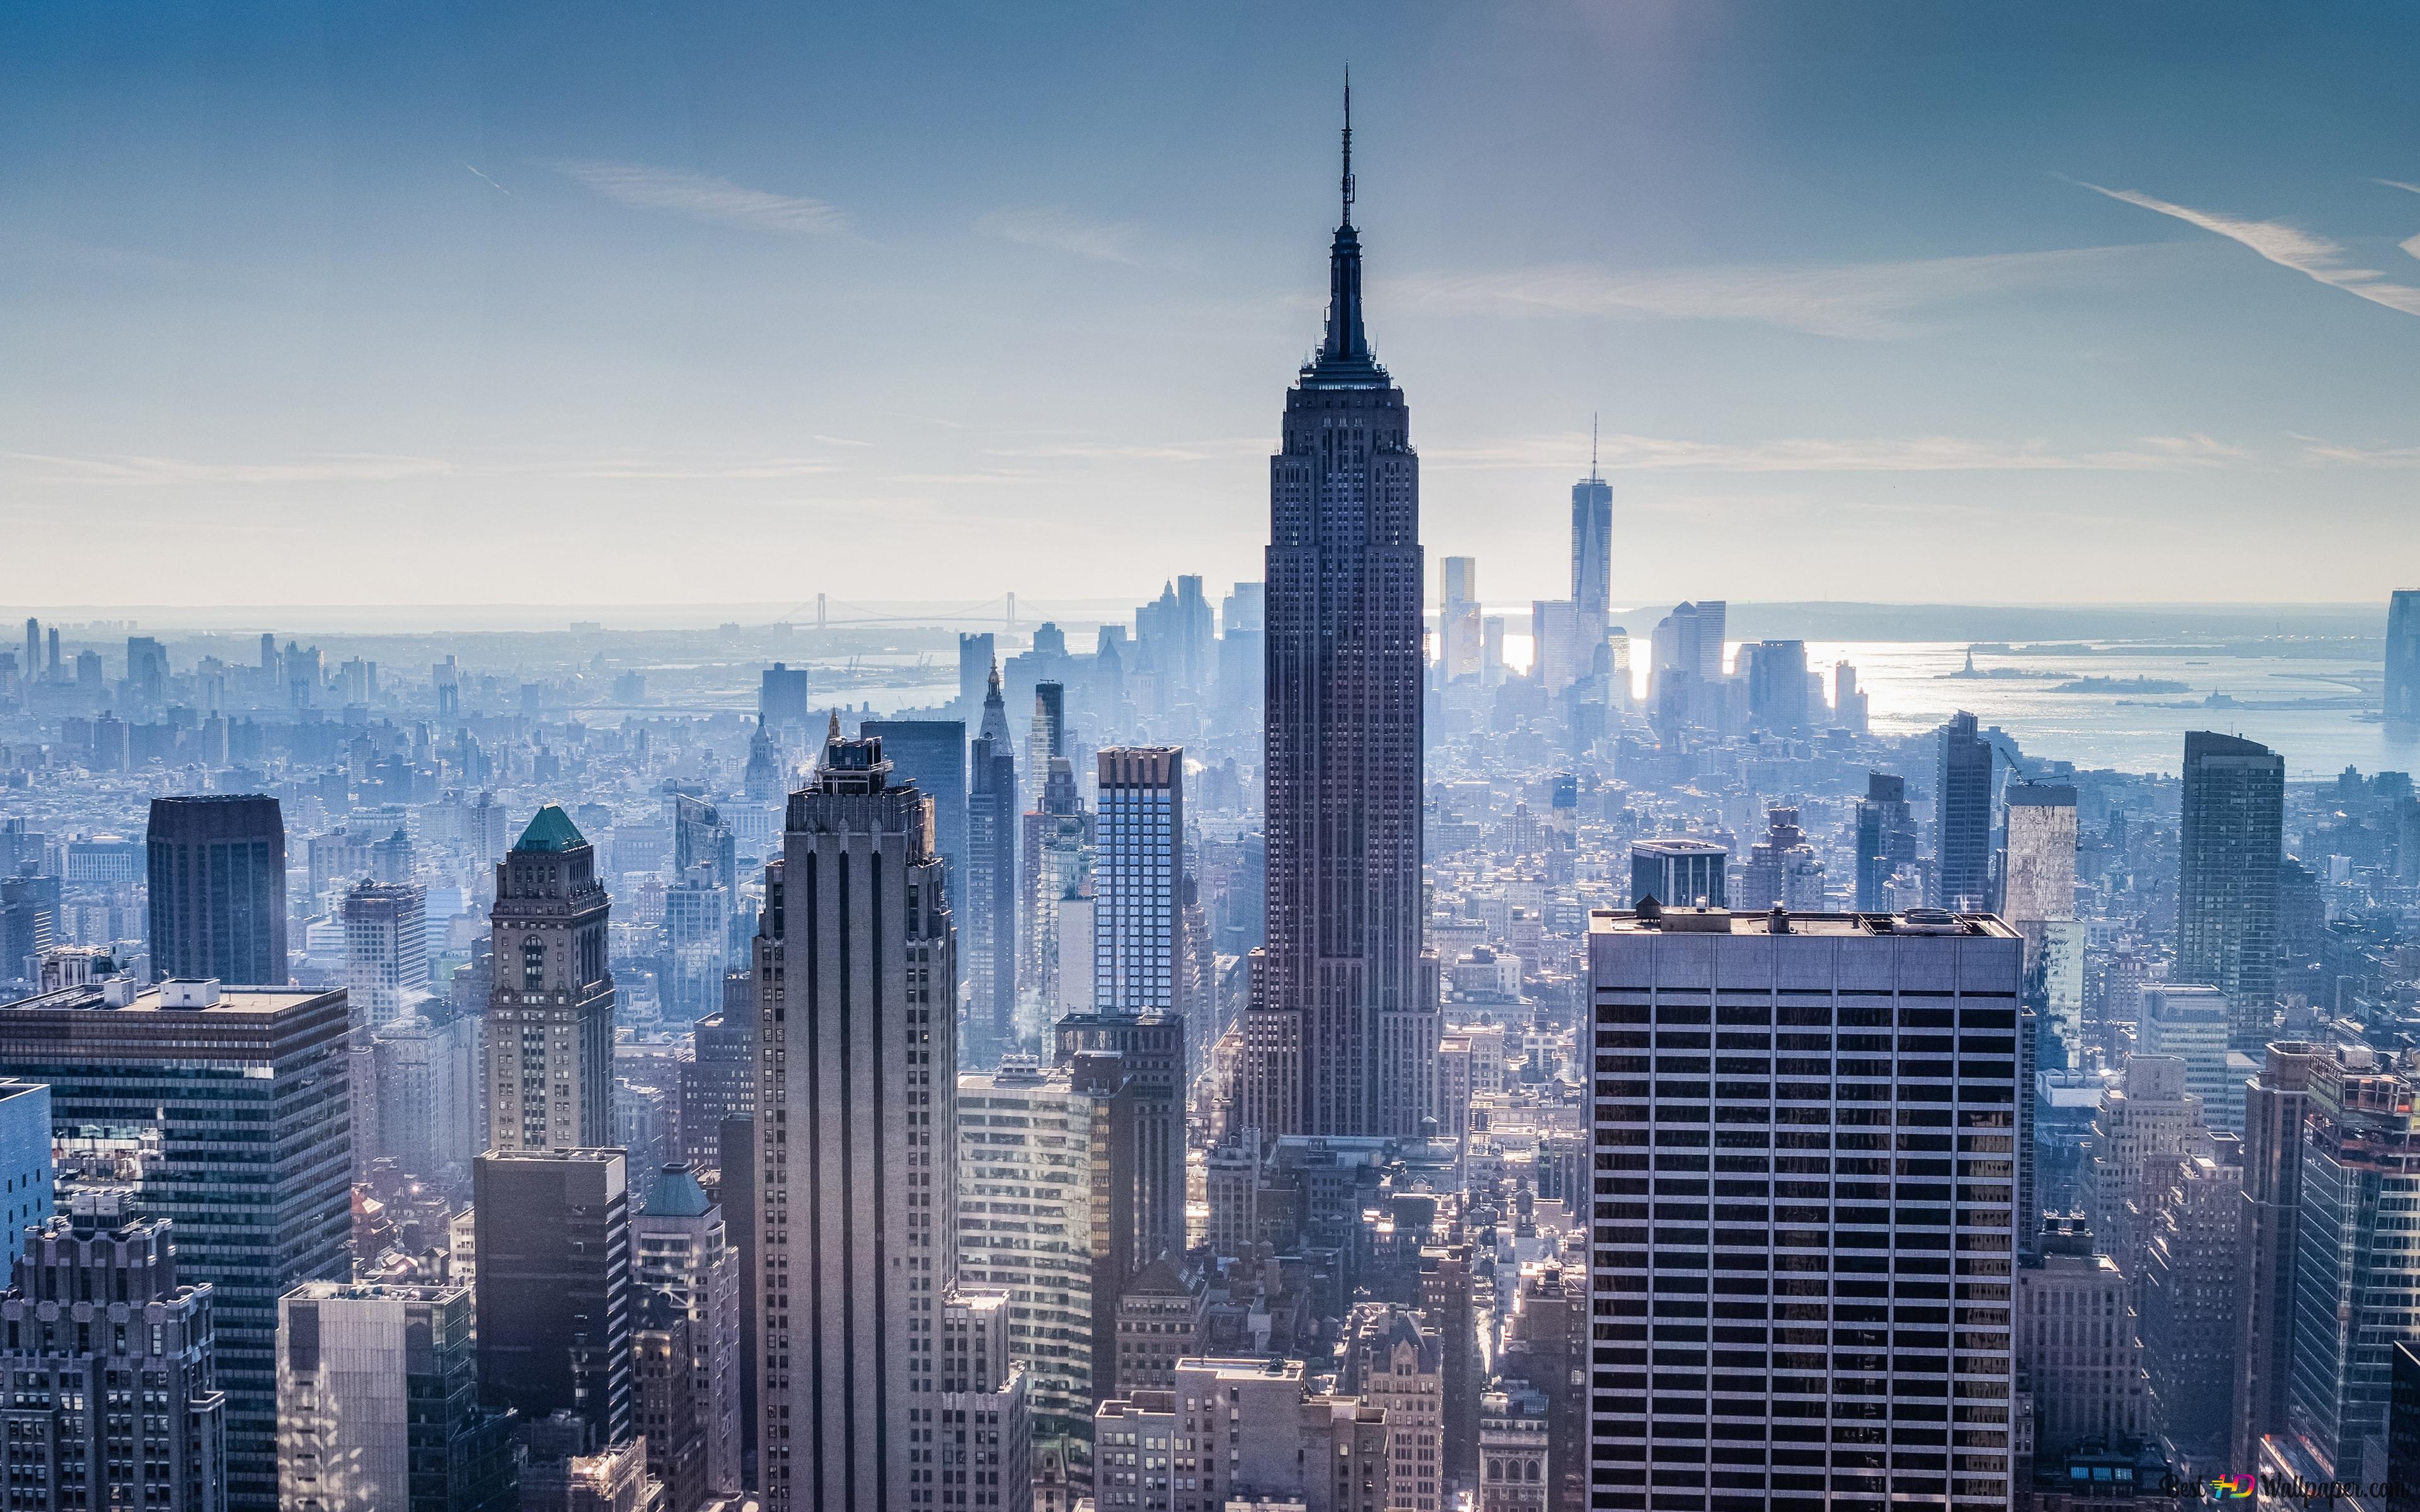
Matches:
[[7, 2, 2420, 604], [4, 8, 2420, 1512]]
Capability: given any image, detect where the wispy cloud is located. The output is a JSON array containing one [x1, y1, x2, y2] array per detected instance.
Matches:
[[465, 164, 514, 198], [1385, 246, 2141, 340], [2080, 181, 2420, 318], [2378, 180, 2420, 261], [3, 450, 453, 485], [988, 438, 1263, 463], [976, 207, 1141, 264], [567, 458, 839, 481], [4, 450, 856, 486], [1424, 431, 2254, 474], [2295, 439, 2420, 467], [544, 160, 851, 238]]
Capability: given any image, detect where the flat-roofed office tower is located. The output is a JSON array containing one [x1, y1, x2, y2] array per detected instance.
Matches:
[[863, 718, 969, 925], [484, 803, 616, 1152], [473, 1148, 633, 1453], [2385, 589, 2420, 723], [1933, 712, 1993, 912], [147, 794, 287, 984], [1853, 773, 1917, 912], [0, 979, 352, 1512], [1630, 838, 1728, 911], [756, 724, 963, 1512], [277, 1279, 517, 1512], [1585, 905, 2022, 1512], [1441, 556, 1482, 683], [2177, 731, 2285, 1047], [1095, 747, 1185, 1019], [1258, 88, 1427, 1138]]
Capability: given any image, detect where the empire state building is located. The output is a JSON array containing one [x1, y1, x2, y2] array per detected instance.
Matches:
[[1250, 89, 1436, 1139]]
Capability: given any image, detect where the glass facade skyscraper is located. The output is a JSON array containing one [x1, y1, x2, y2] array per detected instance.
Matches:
[[0, 980, 352, 1512], [2177, 730, 2284, 1046], [146, 794, 288, 986]]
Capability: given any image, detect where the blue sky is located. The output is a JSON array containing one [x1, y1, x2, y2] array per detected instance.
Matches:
[[4, 2, 2417, 608]]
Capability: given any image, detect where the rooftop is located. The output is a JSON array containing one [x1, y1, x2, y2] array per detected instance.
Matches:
[[0, 980, 343, 1019], [513, 802, 587, 853], [1589, 907, 2018, 939]]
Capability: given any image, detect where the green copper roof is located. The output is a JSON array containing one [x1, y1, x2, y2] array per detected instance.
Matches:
[[514, 802, 587, 854]]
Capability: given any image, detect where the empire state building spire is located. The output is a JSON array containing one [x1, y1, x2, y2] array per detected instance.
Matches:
[[1256, 78, 1432, 1142], [1312, 76, 1380, 382]]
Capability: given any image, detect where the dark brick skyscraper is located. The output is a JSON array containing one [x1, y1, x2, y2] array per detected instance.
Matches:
[[1252, 89, 1432, 1138]]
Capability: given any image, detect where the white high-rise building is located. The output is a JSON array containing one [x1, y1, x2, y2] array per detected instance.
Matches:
[[342, 881, 427, 1029], [2138, 984, 2237, 1132], [1585, 905, 2020, 1512]]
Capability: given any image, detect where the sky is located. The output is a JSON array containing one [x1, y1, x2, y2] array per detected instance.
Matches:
[[4, 2, 2419, 610]]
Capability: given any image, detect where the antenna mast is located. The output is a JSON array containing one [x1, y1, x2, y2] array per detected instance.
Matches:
[[1341, 70, 1355, 226]]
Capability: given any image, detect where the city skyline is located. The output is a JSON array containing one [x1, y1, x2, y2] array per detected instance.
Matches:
[[4, 12, 2420, 1512], [6, 4, 2420, 605]]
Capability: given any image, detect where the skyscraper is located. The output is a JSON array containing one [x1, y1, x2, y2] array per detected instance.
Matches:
[[1627, 838, 1727, 910], [1853, 772, 1916, 912], [1572, 448, 1612, 671], [0, 980, 353, 1512], [2177, 730, 2285, 1046], [864, 717, 969, 925], [1933, 711, 1993, 911], [1094, 747, 1185, 1019], [2233, 1040, 2322, 1469], [631, 1161, 744, 1498], [967, 668, 1020, 1067], [147, 794, 288, 985], [473, 1148, 634, 1453], [1584, 903, 2021, 1511], [2386, 588, 2419, 723], [483, 803, 616, 1152], [341, 879, 429, 1029], [759, 662, 811, 733], [756, 724, 967, 1511], [3, 1210, 226, 1512], [959, 631, 996, 718], [1743, 639, 1809, 734], [277, 1280, 517, 1512], [1022, 755, 1092, 1010], [1258, 88, 1429, 1138], [1440, 556, 1482, 683]]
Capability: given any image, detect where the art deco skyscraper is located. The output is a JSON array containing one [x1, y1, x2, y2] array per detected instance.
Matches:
[[756, 725, 1025, 1512], [483, 803, 616, 1152], [2177, 730, 2284, 1046], [967, 665, 1020, 1067], [1256, 86, 1431, 1138]]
